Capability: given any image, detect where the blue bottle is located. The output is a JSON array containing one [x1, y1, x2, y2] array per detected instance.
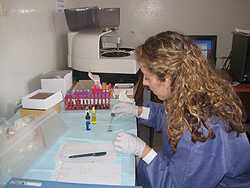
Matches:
[[85, 110, 91, 131]]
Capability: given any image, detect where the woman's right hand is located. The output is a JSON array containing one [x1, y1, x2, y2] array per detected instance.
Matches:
[[111, 102, 139, 117]]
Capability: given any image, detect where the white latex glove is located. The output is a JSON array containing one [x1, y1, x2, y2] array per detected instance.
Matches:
[[111, 102, 138, 117], [113, 132, 146, 158]]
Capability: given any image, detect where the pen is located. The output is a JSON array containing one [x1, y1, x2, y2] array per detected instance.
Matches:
[[68, 151, 107, 158]]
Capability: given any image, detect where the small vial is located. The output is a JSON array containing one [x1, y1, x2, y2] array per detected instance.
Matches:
[[85, 110, 91, 131], [102, 90, 106, 108], [86, 89, 90, 106], [83, 90, 87, 106], [90, 92, 94, 106], [98, 92, 102, 109], [91, 106, 96, 125], [72, 98, 76, 105]]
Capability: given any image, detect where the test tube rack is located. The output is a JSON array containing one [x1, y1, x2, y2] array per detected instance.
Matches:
[[64, 87, 112, 110]]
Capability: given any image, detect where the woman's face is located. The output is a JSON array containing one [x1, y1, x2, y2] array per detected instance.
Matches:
[[141, 66, 172, 100]]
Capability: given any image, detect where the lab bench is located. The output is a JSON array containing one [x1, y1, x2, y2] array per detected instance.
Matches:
[[0, 103, 138, 188]]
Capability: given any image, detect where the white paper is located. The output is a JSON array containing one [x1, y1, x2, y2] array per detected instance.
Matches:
[[56, 162, 121, 185], [55, 142, 121, 185]]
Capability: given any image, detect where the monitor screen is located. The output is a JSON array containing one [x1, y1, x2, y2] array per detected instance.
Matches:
[[188, 35, 217, 65]]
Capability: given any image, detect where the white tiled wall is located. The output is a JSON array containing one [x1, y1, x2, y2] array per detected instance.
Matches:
[[0, 0, 68, 118]]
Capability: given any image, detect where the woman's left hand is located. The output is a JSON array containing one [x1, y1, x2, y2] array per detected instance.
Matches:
[[113, 132, 146, 158]]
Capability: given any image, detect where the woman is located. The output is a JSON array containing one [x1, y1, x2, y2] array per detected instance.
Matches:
[[112, 31, 250, 188]]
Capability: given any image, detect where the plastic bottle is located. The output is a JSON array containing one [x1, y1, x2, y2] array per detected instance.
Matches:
[[85, 110, 91, 130], [91, 106, 96, 125]]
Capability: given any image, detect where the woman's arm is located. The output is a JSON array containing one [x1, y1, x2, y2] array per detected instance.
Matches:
[[138, 101, 166, 131], [137, 124, 239, 188]]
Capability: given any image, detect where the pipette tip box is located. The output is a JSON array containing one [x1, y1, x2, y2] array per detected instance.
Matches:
[[21, 89, 63, 110]]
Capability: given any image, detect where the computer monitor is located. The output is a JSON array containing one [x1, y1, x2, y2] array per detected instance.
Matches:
[[229, 32, 250, 83], [188, 35, 217, 65]]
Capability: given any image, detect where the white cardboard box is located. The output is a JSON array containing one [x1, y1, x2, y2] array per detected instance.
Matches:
[[41, 70, 72, 96], [21, 89, 63, 110]]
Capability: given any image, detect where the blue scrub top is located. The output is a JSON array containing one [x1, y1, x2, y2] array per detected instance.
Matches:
[[137, 102, 250, 188]]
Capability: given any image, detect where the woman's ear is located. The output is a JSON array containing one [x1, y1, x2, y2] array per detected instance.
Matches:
[[163, 75, 172, 83], [164, 77, 172, 86]]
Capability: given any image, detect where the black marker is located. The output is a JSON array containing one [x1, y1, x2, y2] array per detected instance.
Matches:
[[68, 151, 107, 158]]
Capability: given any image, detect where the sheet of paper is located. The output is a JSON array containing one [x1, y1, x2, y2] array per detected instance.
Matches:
[[55, 142, 121, 185]]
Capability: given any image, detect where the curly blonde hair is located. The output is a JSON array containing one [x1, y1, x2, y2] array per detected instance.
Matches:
[[135, 31, 246, 152]]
